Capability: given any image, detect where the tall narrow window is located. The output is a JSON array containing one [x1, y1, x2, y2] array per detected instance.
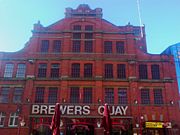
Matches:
[[41, 40, 49, 52], [8, 112, 18, 127], [4, 63, 14, 78], [0, 87, 10, 103], [16, 64, 26, 78], [139, 64, 148, 79], [70, 87, 79, 103], [84, 64, 92, 78], [71, 63, 80, 78], [84, 41, 93, 53], [53, 40, 61, 52], [105, 64, 113, 78], [72, 41, 81, 52], [85, 25, 93, 31], [154, 89, 163, 105], [13, 87, 23, 103], [35, 87, 45, 103], [0, 112, 6, 127], [51, 64, 60, 78], [141, 89, 150, 104], [104, 41, 112, 53], [38, 64, 47, 78], [116, 41, 125, 54], [105, 88, 114, 104], [73, 25, 81, 31], [117, 64, 126, 79], [48, 87, 58, 103], [83, 87, 92, 103], [151, 65, 160, 80], [118, 88, 128, 105]]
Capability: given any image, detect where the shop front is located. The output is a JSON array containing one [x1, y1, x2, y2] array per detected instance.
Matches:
[[29, 104, 132, 135]]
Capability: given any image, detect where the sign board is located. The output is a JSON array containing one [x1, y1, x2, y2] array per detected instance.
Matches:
[[145, 122, 163, 128], [31, 104, 128, 116]]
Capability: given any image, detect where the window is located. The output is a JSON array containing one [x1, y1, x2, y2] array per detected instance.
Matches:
[[139, 64, 148, 79], [117, 64, 126, 79], [105, 88, 114, 104], [8, 113, 18, 127], [83, 87, 92, 103], [85, 25, 93, 31], [73, 33, 81, 39], [0, 87, 10, 103], [41, 40, 49, 52], [84, 64, 92, 78], [0, 112, 6, 127], [84, 41, 93, 53], [51, 64, 60, 78], [70, 87, 79, 103], [53, 40, 61, 52], [154, 89, 163, 105], [13, 87, 23, 103], [104, 41, 112, 53], [141, 89, 150, 104], [73, 25, 81, 31], [4, 63, 14, 78], [35, 87, 45, 103], [71, 63, 80, 78], [16, 64, 26, 78], [105, 64, 113, 78], [118, 88, 128, 104], [116, 41, 125, 54], [85, 33, 93, 39], [72, 41, 81, 52], [38, 64, 47, 78], [48, 87, 58, 103], [151, 65, 160, 80]]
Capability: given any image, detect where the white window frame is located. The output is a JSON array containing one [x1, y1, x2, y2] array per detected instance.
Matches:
[[8, 113, 18, 127], [4, 64, 14, 78], [16, 64, 26, 78], [0, 112, 6, 127]]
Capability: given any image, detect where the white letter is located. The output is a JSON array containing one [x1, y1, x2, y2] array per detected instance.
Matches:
[[75, 106, 82, 115], [110, 106, 115, 115], [98, 106, 104, 115], [115, 106, 122, 115], [67, 106, 74, 115], [48, 105, 55, 115], [40, 105, 48, 114], [83, 106, 90, 115], [32, 105, 39, 114], [60, 105, 67, 115], [121, 106, 128, 115]]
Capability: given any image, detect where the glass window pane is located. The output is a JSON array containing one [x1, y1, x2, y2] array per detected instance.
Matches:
[[70, 87, 79, 103], [16, 64, 26, 78], [118, 88, 128, 104], [4, 64, 14, 78], [105, 88, 114, 104], [41, 40, 49, 52]]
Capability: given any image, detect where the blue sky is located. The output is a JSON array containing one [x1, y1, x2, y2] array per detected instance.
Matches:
[[0, 0, 179, 54]]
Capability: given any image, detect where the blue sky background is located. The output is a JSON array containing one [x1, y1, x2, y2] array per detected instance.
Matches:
[[0, 0, 179, 54]]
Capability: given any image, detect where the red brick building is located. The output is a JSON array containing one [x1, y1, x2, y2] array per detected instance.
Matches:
[[0, 4, 179, 135]]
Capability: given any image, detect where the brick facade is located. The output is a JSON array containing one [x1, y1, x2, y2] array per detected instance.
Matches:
[[0, 4, 179, 135]]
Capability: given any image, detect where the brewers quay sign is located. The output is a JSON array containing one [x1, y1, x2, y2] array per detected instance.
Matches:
[[31, 105, 128, 116]]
